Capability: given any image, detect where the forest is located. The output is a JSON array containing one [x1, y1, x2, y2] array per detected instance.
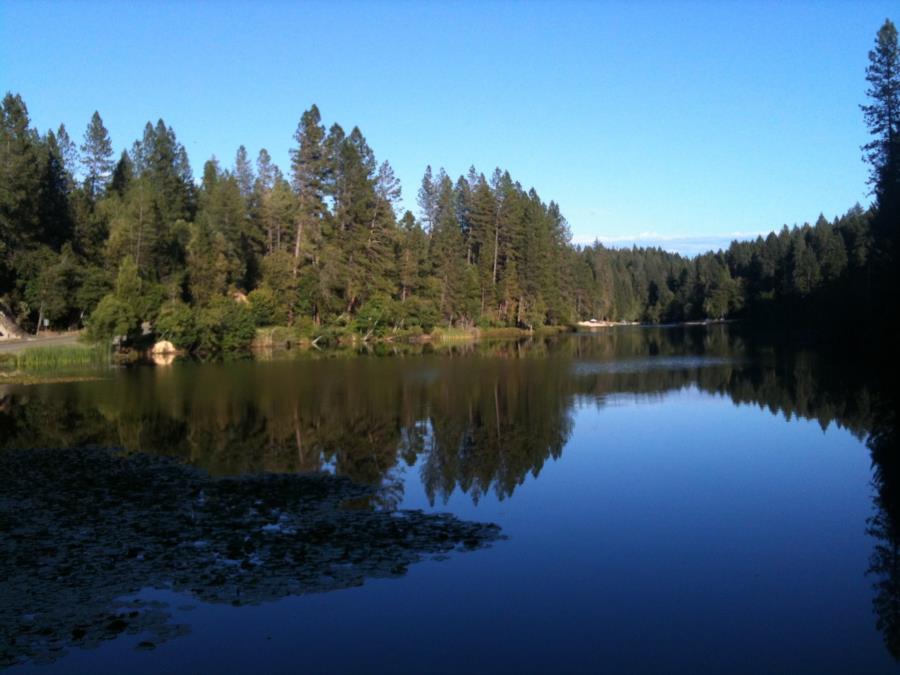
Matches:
[[0, 20, 896, 352]]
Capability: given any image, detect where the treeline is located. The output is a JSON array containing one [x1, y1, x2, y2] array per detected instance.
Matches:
[[0, 98, 585, 348], [574, 205, 876, 324], [0, 20, 896, 350]]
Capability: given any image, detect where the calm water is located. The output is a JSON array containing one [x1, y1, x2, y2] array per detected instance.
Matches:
[[1, 326, 897, 673]]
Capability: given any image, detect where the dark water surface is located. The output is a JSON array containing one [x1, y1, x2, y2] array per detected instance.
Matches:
[[1, 326, 897, 673]]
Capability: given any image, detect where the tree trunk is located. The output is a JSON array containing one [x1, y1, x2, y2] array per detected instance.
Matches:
[[135, 185, 145, 270], [292, 218, 303, 278], [492, 223, 499, 285]]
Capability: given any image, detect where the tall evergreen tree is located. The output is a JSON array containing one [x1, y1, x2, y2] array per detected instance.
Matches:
[[110, 151, 133, 197], [187, 214, 230, 306], [290, 105, 327, 279], [0, 94, 41, 264], [428, 174, 467, 323], [234, 145, 255, 199], [861, 19, 900, 317], [55, 123, 80, 190], [39, 130, 74, 250], [417, 165, 438, 233], [467, 174, 498, 316], [197, 159, 248, 288], [397, 210, 428, 304], [80, 111, 114, 199]]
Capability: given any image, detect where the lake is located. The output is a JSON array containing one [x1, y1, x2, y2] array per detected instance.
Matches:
[[1, 325, 897, 673]]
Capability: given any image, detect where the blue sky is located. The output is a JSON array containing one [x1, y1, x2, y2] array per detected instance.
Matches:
[[1, 1, 895, 254]]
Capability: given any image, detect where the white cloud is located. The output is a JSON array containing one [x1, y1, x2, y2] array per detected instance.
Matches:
[[571, 231, 767, 256]]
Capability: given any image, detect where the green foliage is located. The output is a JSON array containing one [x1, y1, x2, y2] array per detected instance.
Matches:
[[353, 293, 399, 336], [247, 286, 283, 326], [194, 298, 257, 353], [861, 19, 899, 323], [81, 111, 114, 199], [84, 255, 163, 342], [399, 296, 439, 333], [155, 299, 197, 349], [260, 250, 298, 323], [86, 294, 139, 341], [187, 216, 229, 306], [4, 19, 898, 355]]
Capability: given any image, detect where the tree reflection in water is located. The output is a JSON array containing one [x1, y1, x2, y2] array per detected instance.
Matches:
[[867, 385, 899, 659], [0, 325, 897, 663]]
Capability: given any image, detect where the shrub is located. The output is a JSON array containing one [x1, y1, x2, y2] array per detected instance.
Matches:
[[155, 300, 197, 349], [353, 294, 399, 336], [401, 296, 439, 333], [85, 294, 139, 342], [248, 286, 284, 327], [195, 298, 257, 353]]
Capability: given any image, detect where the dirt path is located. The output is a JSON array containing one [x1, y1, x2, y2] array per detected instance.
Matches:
[[0, 333, 84, 354]]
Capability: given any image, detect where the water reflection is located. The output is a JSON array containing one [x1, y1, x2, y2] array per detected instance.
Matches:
[[0, 327, 878, 503], [1, 325, 897, 665], [867, 384, 900, 659]]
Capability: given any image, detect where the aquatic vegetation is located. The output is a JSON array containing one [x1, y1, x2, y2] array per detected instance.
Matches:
[[0, 448, 503, 667], [8, 344, 110, 370]]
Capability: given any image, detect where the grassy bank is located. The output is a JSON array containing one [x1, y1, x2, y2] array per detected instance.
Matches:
[[0, 344, 111, 371], [1, 326, 574, 369]]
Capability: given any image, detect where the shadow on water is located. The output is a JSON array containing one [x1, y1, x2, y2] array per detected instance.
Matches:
[[866, 383, 900, 659], [0, 324, 898, 665], [0, 448, 501, 667]]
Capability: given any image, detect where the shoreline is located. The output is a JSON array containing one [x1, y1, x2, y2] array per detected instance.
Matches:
[[0, 321, 740, 382]]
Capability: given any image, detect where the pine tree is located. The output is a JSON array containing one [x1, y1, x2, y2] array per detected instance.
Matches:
[[375, 161, 401, 215], [861, 19, 900, 314], [429, 174, 467, 323], [106, 177, 154, 272], [454, 175, 474, 264], [492, 171, 526, 323], [290, 105, 327, 279], [144, 119, 193, 224], [811, 214, 848, 282], [81, 111, 114, 199], [253, 148, 280, 254], [330, 127, 395, 312], [256, 148, 279, 190], [187, 216, 230, 306], [788, 230, 822, 298], [268, 177, 297, 254], [0, 93, 42, 267], [417, 165, 437, 233], [55, 124, 80, 190], [397, 210, 428, 303], [467, 175, 498, 316], [197, 159, 249, 288], [234, 145, 255, 199], [39, 130, 74, 250], [862, 20, 900, 203], [110, 151, 133, 196]]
